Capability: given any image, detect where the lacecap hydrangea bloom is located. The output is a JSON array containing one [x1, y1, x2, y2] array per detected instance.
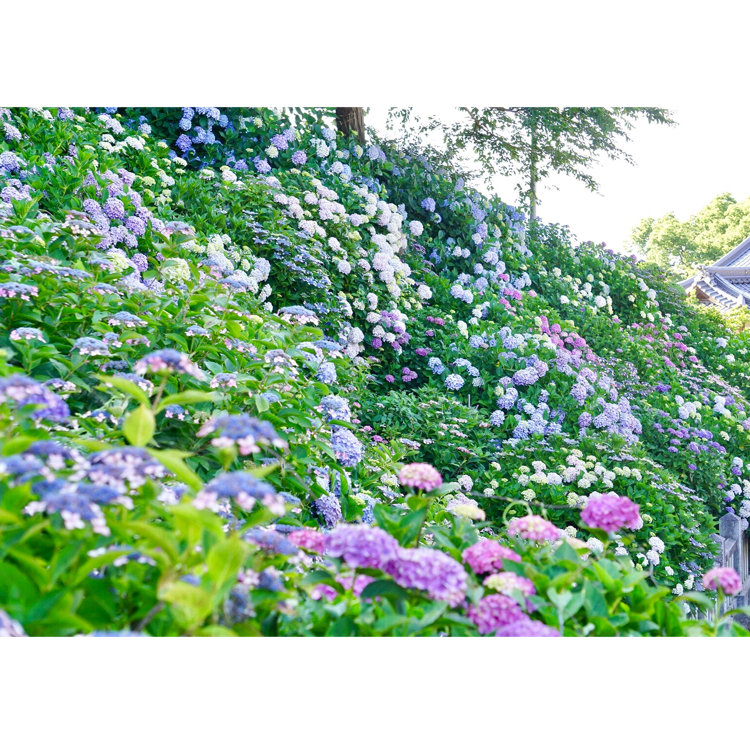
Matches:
[[193, 471, 285, 515], [580, 492, 641, 533], [135, 349, 204, 380], [197, 414, 287, 454]]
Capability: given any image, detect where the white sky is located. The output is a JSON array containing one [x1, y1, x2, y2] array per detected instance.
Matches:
[[368, 105, 750, 253]]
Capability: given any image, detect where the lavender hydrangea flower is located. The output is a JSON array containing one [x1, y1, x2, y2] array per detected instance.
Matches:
[[102, 197, 125, 221], [0, 610, 26, 637], [319, 395, 352, 422], [25, 479, 113, 535], [315, 494, 342, 528], [176, 134, 192, 151], [325, 524, 400, 568], [331, 427, 364, 467], [107, 311, 145, 328], [507, 515, 562, 542], [445, 374, 464, 391], [316, 362, 337, 385]]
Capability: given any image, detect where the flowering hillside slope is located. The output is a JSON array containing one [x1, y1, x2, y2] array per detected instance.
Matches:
[[0, 106, 749, 637]]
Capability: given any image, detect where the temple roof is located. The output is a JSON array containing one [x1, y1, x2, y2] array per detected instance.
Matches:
[[680, 235, 750, 309]]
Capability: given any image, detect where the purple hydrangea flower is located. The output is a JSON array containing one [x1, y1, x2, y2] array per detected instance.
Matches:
[[102, 197, 125, 221], [325, 524, 400, 568], [385, 547, 468, 606], [467, 594, 525, 634], [315, 494, 342, 528], [495, 617, 561, 637]]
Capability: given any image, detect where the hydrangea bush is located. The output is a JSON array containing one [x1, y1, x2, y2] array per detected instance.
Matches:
[[0, 106, 749, 636]]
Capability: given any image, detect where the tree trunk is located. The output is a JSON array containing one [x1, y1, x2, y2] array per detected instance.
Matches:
[[528, 123, 538, 222], [335, 107, 366, 145]]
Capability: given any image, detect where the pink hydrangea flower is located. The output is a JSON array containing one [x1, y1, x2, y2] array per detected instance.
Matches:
[[462, 539, 521, 575], [311, 584, 337, 601], [289, 528, 327, 555], [580, 492, 641, 534], [702, 567, 742, 596], [507, 514, 562, 542], [467, 594, 525, 634], [398, 463, 442, 492]]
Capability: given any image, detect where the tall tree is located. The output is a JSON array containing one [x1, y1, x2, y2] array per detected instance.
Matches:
[[446, 107, 674, 220], [630, 193, 750, 272], [335, 107, 366, 145]]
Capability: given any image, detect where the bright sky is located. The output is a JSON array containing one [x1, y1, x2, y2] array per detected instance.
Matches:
[[368, 105, 750, 254]]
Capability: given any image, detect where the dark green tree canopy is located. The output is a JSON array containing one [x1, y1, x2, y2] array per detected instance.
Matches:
[[630, 192, 750, 273]]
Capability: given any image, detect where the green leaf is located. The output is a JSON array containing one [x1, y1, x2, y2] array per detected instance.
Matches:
[[254, 394, 270, 413], [109, 521, 179, 565], [159, 581, 213, 630], [407, 602, 449, 634], [147, 448, 202, 491], [546, 587, 572, 610], [676, 592, 713, 610], [97, 375, 150, 406], [206, 537, 247, 592], [197, 625, 238, 637], [70, 549, 135, 586], [1, 436, 39, 456], [583, 581, 609, 619], [123, 404, 155, 447], [301, 569, 337, 586], [360, 579, 410, 601], [373, 614, 410, 633], [326, 616, 357, 636], [156, 390, 218, 413], [248, 463, 280, 480]]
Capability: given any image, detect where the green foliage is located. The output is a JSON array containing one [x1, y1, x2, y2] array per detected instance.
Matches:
[[630, 192, 750, 273]]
